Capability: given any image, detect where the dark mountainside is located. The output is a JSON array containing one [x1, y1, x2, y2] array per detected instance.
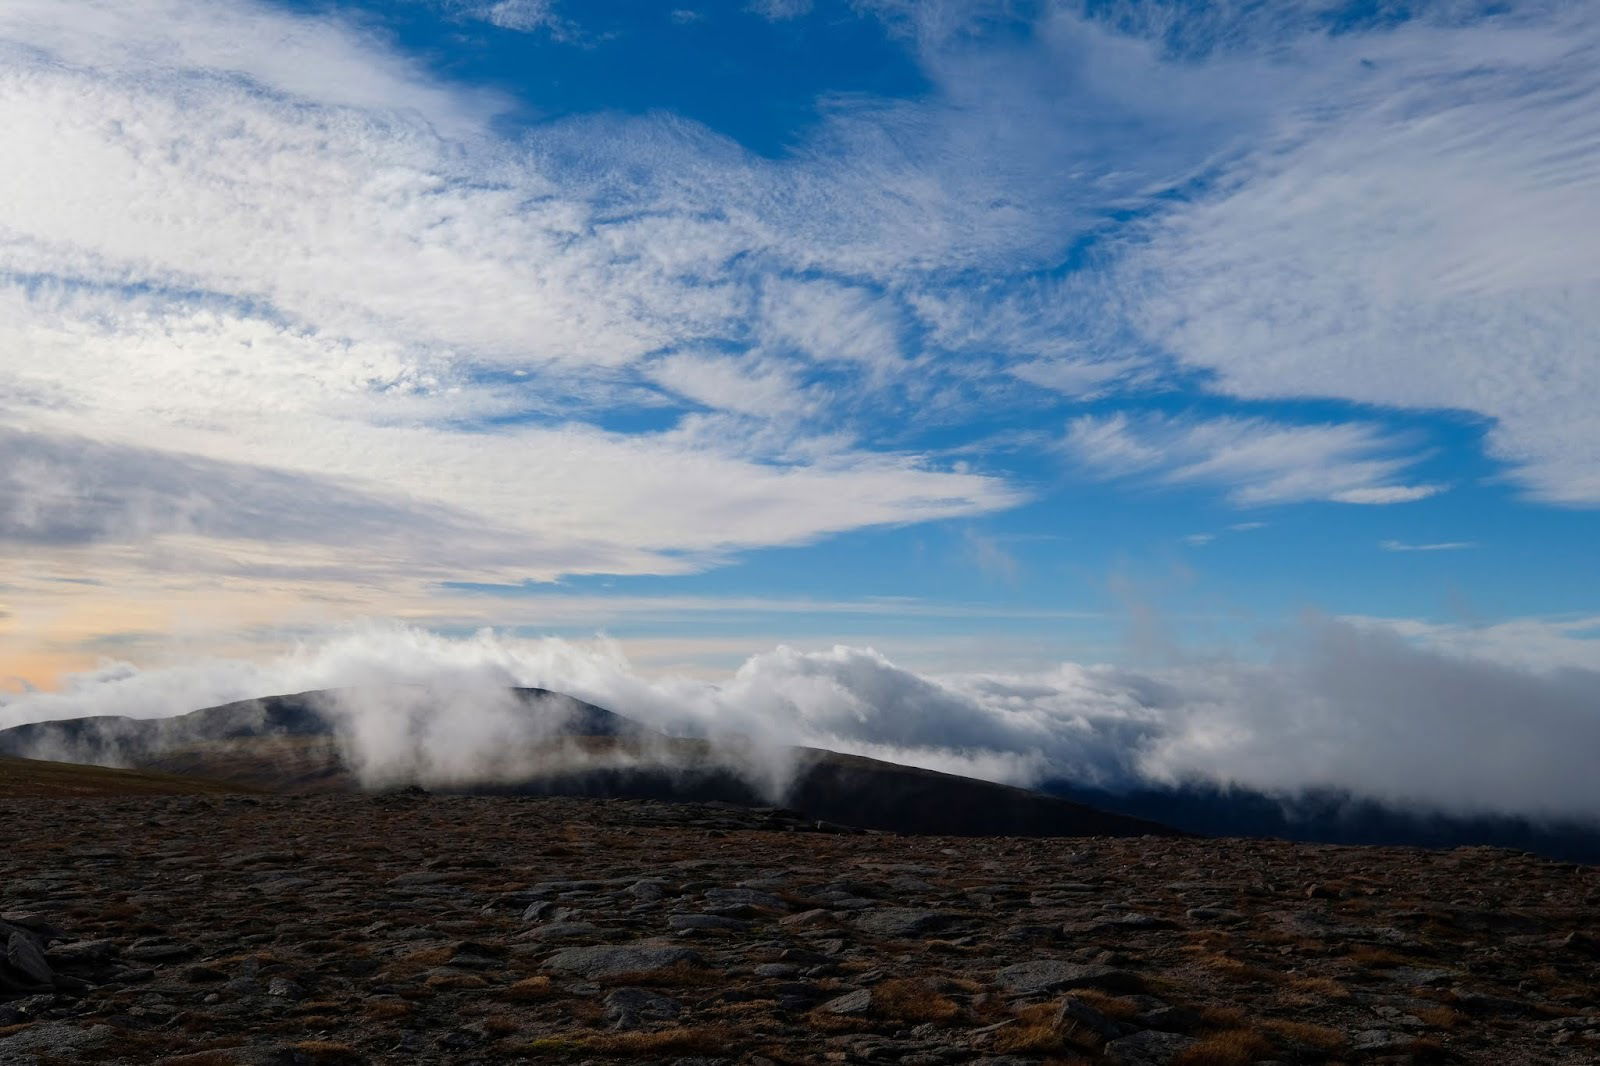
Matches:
[[1045, 781, 1600, 866], [7, 686, 1598, 860], [0, 688, 1171, 840]]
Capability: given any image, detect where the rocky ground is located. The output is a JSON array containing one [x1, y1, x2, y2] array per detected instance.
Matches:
[[2, 792, 1597, 1066]]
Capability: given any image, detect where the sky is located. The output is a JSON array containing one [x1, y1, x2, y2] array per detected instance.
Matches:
[[1, 0, 1598, 819]]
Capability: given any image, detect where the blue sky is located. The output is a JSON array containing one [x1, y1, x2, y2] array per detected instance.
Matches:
[[2, 0, 1599, 819], [0, 0, 1596, 670]]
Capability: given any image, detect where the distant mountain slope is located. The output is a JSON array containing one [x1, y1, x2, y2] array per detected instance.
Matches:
[[0, 688, 1173, 839], [1045, 780, 1600, 865], [0, 755, 256, 798], [0, 687, 639, 765]]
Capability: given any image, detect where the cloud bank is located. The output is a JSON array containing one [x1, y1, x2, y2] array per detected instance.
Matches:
[[3, 615, 1596, 824]]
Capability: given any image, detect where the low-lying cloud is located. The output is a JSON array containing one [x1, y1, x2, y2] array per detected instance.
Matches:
[[3, 615, 1596, 824]]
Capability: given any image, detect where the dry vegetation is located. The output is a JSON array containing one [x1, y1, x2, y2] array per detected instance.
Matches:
[[0, 790, 1595, 1065]]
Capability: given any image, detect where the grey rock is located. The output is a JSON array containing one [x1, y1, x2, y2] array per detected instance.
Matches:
[[1094, 913, 1182, 932], [630, 880, 669, 902], [704, 887, 790, 912], [124, 939, 195, 963], [997, 960, 1139, 995], [1053, 996, 1126, 1041], [544, 944, 704, 979], [386, 871, 457, 886], [266, 977, 305, 999], [521, 900, 573, 923], [669, 914, 749, 933], [604, 987, 683, 1029], [524, 922, 604, 941], [5, 932, 53, 987], [44, 940, 118, 967], [0, 1023, 115, 1061], [1103, 1030, 1201, 1065], [820, 988, 873, 1015], [854, 908, 955, 938], [1185, 907, 1246, 925], [1351, 1029, 1412, 1053], [753, 963, 800, 978]]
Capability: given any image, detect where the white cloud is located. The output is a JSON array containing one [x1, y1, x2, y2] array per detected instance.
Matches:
[[746, 0, 812, 22], [758, 278, 905, 370], [0, 0, 495, 132], [465, 0, 564, 34], [1062, 412, 1439, 506], [647, 352, 817, 419], [1123, 5, 1600, 504], [0, 0, 1047, 601], [4, 614, 1598, 822], [1380, 539, 1476, 552]]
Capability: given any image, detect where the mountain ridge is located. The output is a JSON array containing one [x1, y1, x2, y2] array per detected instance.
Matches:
[[0, 687, 1174, 840]]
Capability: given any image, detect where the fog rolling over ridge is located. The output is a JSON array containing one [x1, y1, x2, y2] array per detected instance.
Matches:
[[2, 616, 1597, 840]]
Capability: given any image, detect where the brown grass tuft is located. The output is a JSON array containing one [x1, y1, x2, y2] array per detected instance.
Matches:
[[1345, 946, 1410, 969], [1262, 1019, 1346, 1050], [290, 1042, 362, 1064], [363, 999, 413, 1021], [580, 1025, 735, 1055], [481, 1014, 524, 1036], [992, 1022, 1066, 1055], [1285, 976, 1354, 1003], [1408, 1036, 1451, 1062], [872, 978, 960, 1023], [1068, 989, 1143, 1020], [1172, 1029, 1276, 1066], [502, 975, 554, 1002], [1416, 1006, 1461, 1030], [1194, 952, 1281, 984]]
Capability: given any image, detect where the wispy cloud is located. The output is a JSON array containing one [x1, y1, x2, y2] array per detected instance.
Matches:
[[5, 614, 1599, 822], [1062, 413, 1440, 507], [1121, 3, 1600, 505], [1380, 539, 1476, 552], [745, 0, 811, 20]]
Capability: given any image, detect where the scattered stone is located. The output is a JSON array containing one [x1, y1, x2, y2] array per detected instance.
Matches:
[[820, 988, 873, 1015], [124, 939, 195, 963], [1351, 1029, 1412, 1053], [266, 977, 304, 999], [604, 987, 683, 1029], [5, 932, 54, 987], [668, 914, 750, 933], [0, 789, 1590, 1063], [543, 944, 704, 979], [1103, 1030, 1200, 1064], [523, 922, 604, 941], [996, 960, 1139, 995], [853, 908, 955, 938]]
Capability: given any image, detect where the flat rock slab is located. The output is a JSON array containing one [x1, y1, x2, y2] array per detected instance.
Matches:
[[604, 987, 683, 1029], [5, 933, 53, 987], [543, 943, 704, 979], [996, 960, 1138, 995], [0, 1022, 115, 1061], [1103, 1029, 1200, 1065], [668, 914, 749, 933], [522, 922, 604, 941], [820, 988, 873, 1015], [853, 908, 955, 938]]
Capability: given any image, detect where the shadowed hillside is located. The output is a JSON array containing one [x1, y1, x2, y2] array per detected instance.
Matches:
[[0, 688, 1174, 839], [0, 755, 255, 798]]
